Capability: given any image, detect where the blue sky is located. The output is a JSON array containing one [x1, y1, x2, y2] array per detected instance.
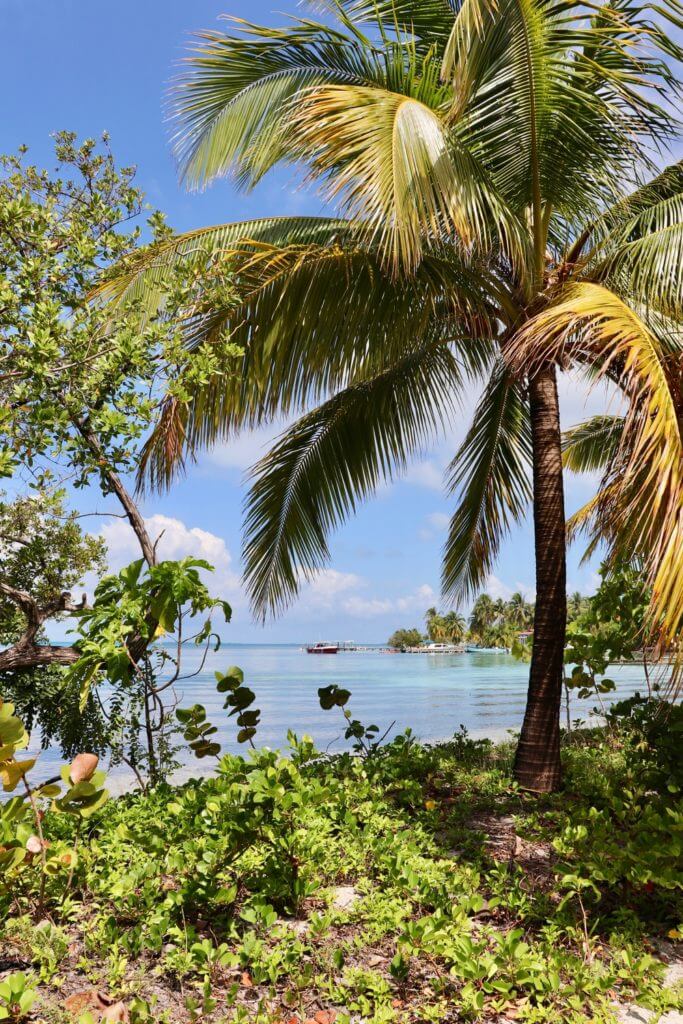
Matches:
[[1, 0, 618, 642]]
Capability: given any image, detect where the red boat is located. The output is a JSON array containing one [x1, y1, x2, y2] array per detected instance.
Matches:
[[306, 642, 339, 654]]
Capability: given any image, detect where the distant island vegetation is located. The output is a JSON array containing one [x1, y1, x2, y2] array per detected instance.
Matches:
[[389, 591, 590, 650]]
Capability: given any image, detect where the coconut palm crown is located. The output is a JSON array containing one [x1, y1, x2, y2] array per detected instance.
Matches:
[[101, 0, 683, 790]]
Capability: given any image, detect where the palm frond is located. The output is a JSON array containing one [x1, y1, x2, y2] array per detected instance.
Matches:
[[581, 161, 683, 246], [243, 342, 463, 618], [589, 199, 683, 317], [94, 216, 355, 311], [562, 415, 623, 474], [508, 282, 683, 647], [135, 239, 500, 491], [442, 362, 532, 602], [443, 0, 683, 229], [307, 0, 459, 48], [290, 81, 528, 271], [171, 18, 389, 188]]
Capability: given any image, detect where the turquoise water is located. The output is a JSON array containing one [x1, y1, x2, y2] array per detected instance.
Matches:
[[25, 643, 654, 786]]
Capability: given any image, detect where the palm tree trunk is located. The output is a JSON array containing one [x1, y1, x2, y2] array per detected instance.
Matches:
[[513, 363, 567, 792]]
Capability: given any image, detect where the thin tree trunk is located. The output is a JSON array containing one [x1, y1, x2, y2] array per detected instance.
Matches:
[[514, 364, 567, 792]]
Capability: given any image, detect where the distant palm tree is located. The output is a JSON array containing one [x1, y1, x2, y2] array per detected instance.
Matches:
[[470, 593, 495, 637], [105, 0, 683, 789], [493, 598, 507, 623], [442, 610, 466, 643], [567, 592, 585, 621], [424, 607, 440, 641], [507, 592, 531, 629]]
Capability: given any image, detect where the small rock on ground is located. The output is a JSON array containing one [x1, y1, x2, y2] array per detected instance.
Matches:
[[331, 885, 359, 910], [614, 1009, 683, 1023]]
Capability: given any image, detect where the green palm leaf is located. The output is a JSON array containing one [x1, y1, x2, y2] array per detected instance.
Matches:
[[172, 18, 384, 188], [444, 0, 682, 229], [442, 363, 532, 602], [309, 0, 459, 47], [95, 216, 355, 310], [591, 201, 683, 317], [562, 415, 623, 473], [135, 239, 500, 491], [243, 342, 463, 618]]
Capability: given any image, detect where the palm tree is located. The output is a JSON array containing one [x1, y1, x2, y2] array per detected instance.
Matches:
[[493, 598, 507, 623], [424, 607, 440, 642], [443, 611, 466, 644], [103, 0, 683, 790], [567, 592, 585, 621], [506, 592, 527, 629], [470, 593, 496, 637]]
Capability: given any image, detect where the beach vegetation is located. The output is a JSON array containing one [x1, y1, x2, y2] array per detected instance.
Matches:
[[387, 628, 424, 651], [1, 698, 681, 1023], [104, 0, 683, 791], [424, 608, 466, 645]]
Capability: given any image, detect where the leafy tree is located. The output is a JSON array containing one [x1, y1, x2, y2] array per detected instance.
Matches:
[[0, 491, 108, 755], [0, 136, 241, 780], [565, 561, 651, 709], [106, 2, 683, 790], [388, 627, 424, 650]]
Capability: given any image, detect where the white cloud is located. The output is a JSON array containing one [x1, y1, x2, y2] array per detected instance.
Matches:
[[342, 595, 394, 616], [396, 583, 437, 611], [204, 420, 291, 473], [342, 582, 436, 618], [292, 569, 437, 620], [403, 460, 445, 491], [419, 510, 450, 540], [99, 514, 241, 602], [300, 568, 363, 607], [484, 574, 515, 601], [425, 512, 450, 531]]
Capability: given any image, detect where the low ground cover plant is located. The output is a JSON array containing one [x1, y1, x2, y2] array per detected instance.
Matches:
[[1, 698, 681, 1023]]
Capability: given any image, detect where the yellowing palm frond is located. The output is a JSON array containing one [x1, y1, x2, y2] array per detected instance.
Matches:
[[290, 83, 494, 271], [509, 282, 683, 647]]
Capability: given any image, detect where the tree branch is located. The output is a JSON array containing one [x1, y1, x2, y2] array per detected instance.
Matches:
[[71, 417, 157, 566], [0, 584, 86, 673]]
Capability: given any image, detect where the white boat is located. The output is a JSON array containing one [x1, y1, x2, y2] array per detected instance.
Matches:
[[306, 642, 339, 654], [466, 645, 510, 654], [424, 642, 464, 654]]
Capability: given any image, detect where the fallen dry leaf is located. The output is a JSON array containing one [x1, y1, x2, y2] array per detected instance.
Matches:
[[64, 990, 99, 1014], [315, 1012, 336, 1024]]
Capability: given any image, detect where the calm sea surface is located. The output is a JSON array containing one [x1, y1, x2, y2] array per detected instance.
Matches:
[[22, 643, 657, 789]]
